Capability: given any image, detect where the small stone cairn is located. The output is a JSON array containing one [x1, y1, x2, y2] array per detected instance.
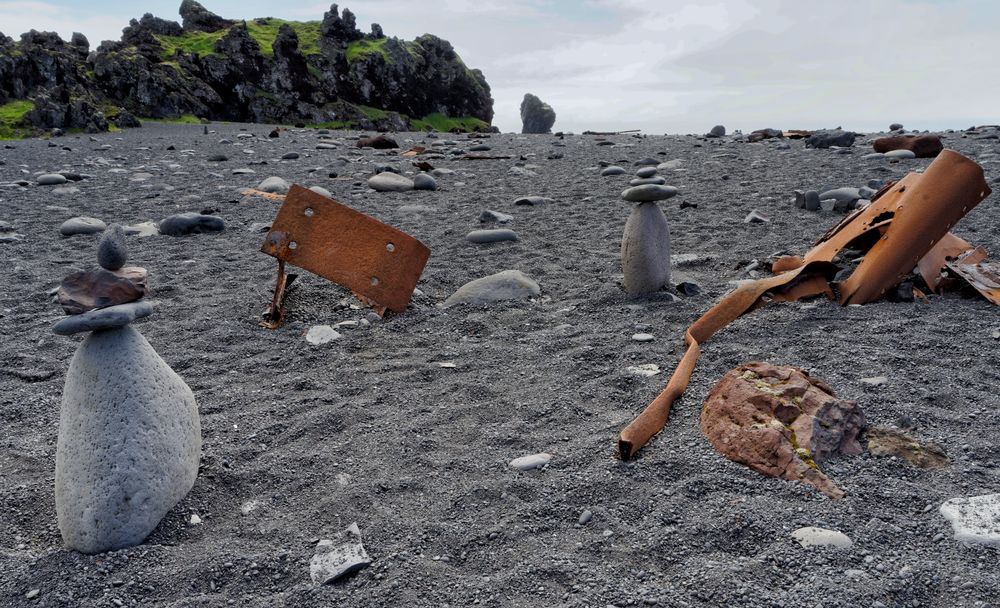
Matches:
[[620, 167, 678, 297], [52, 225, 201, 554]]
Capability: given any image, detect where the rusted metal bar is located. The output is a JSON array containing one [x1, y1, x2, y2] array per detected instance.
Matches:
[[260, 259, 298, 329]]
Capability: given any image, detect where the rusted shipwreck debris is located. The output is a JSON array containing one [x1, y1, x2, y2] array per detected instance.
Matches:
[[259, 185, 430, 328], [618, 149, 996, 460]]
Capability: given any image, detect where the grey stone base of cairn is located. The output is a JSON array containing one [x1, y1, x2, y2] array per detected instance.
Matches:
[[56, 326, 201, 554], [621, 201, 671, 296]]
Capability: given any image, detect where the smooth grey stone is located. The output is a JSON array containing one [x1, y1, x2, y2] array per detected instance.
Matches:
[[775, 141, 791, 150], [124, 222, 158, 237], [706, 125, 726, 138], [514, 196, 551, 206], [793, 190, 805, 209], [310, 523, 371, 584], [791, 527, 853, 549], [158, 213, 225, 236], [257, 176, 291, 194], [232, 168, 255, 175], [885, 149, 916, 160], [621, 184, 678, 202], [466, 229, 518, 244], [281, 152, 300, 160], [60, 217, 107, 236], [621, 201, 671, 297], [863, 153, 885, 160], [469, 144, 491, 152], [479, 209, 513, 224], [635, 167, 657, 178], [858, 186, 877, 199], [819, 187, 860, 203], [579, 510, 593, 525], [633, 157, 659, 166], [38, 173, 69, 185], [53, 301, 154, 336], [431, 168, 455, 177], [867, 179, 885, 190], [0, 233, 24, 243], [56, 325, 200, 554], [444, 270, 540, 307], [509, 452, 552, 470], [601, 166, 626, 176], [249, 222, 271, 233], [657, 159, 683, 170], [308, 186, 332, 198], [889, 123, 904, 131], [413, 173, 438, 191], [806, 130, 856, 149], [97, 225, 127, 271], [207, 154, 227, 162], [745, 210, 769, 223], [368, 172, 414, 192], [804, 191, 821, 211], [629, 177, 666, 186], [316, 143, 337, 150], [0, 220, 13, 232]]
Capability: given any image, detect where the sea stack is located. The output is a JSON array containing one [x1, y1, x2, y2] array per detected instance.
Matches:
[[620, 178, 678, 296], [53, 225, 201, 554]]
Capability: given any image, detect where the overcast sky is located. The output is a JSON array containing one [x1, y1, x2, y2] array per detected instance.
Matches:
[[1, 0, 997, 133]]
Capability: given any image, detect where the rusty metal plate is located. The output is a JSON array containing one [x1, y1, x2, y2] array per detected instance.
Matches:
[[948, 248, 1000, 305], [261, 185, 430, 314]]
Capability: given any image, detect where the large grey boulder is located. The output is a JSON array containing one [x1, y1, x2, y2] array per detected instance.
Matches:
[[56, 326, 201, 554], [444, 270, 540, 307], [520, 93, 556, 134], [621, 202, 671, 296], [368, 172, 415, 192]]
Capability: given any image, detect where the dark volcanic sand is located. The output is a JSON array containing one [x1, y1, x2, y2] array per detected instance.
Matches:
[[1, 124, 998, 607]]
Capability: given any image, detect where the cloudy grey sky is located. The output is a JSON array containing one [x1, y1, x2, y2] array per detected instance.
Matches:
[[1, 0, 997, 133]]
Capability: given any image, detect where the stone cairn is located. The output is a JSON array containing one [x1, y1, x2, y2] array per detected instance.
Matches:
[[620, 165, 679, 296], [52, 225, 201, 554]]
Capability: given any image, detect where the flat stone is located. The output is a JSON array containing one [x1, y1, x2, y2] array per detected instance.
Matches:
[[124, 222, 158, 237], [627, 364, 661, 377], [804, 191, 821, 211], [885, 149, 916, 160], [413, 173, 437, 191], [621, 201, 671, 296], [479, 209, 513, 224], [819, 187, 861, 203], [621, 185, 678, 202], [316, 143, 337, 150], [601, 166, 626, 176], [860, 376, 888, 386], [58, 267, 146, 314], [509, 453, 552, 470], [940, 494, 1000, 546], [159, 213, 225, 236], [444, 270, 540, 307], [60, 217, 107, 236], [368, 172, 414, 192], [632, 333, 655, 342], [308, 186, 332, 198], [281, 152, 300, 160], [257, 176, 291, 194], [744, 210, 769, 223], [310, 523, 372, 584], [232, 168, 256, 175], [466, 229, 518, 244], [53, 300, 154, 336], [305, 325, 341, 345], [657, 160, 683, 170], [792, 527, 853, 549], [629, 177, 666, 186], [634, 157, 659, 167], [38, 173, 68, 185], [514, 196, 551, 206], [635, 167, 657, 178], [56, 325, 199, 553]]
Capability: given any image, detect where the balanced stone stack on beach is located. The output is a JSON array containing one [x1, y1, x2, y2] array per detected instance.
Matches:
[[53, 225, 201, 554], [620, 171, 678, 297]]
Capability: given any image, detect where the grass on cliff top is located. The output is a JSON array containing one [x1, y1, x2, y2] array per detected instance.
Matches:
[[0, 99, 34, 140], [345, 38, 391, 63], [411, 113, 490, 132], [156, 18, 322, 60]]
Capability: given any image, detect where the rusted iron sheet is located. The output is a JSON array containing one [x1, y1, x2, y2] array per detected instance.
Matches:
[[241, 188, 287, 201], [261, 185, 430, 320], [618, 149, 993, 460], [947, 248, 1000, 305], [400, 146, 426, 157]]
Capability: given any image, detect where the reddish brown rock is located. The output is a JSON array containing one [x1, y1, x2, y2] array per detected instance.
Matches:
[[356, 135, 399, 149], [873, 135, 944, 158], [700, 362, 865, 499], [57, 267, 148, 314]]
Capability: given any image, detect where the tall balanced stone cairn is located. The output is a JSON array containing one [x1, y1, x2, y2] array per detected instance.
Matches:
[[620, 174, 679, 297], [52, 225, 201, 554]]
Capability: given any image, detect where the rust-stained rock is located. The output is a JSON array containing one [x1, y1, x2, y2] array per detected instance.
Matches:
[[356, 135, 399, 149], [57, 267, 148, 314], [867, 427, 949, 469], [700, 362, 865, 499], [873, 135, 943, 158]]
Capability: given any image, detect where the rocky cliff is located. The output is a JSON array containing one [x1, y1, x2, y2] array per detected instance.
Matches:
[[0, 1, 494, 136]]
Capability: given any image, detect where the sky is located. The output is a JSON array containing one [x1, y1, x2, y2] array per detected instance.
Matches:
[[0, 0, 997, 134]]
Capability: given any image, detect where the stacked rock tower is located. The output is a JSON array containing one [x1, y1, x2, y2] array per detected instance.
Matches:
[[52, 225, 201, 554], [620, 170, 679, 297]]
